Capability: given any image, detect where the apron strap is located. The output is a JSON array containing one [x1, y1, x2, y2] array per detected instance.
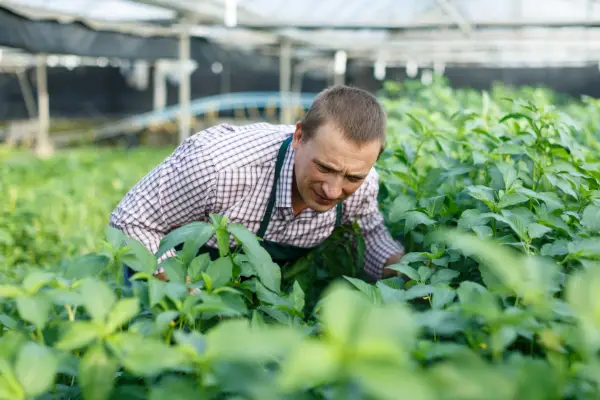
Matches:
[[335, 202, 343, 228], [257, 135, 345, 239], [257, 136, 292, 238]]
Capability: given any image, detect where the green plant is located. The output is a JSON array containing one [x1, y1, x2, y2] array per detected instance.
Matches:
[[3, 78, 600, 399]]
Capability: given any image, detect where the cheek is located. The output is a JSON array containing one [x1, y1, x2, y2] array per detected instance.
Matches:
[[342, 182, 363, 196], [307, 167, 325, 183]]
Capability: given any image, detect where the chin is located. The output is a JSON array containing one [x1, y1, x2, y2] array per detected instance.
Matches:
[[308, 196, 338, 213], [308, 202, 336, 213]]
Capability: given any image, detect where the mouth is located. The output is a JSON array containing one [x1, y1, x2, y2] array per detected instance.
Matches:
[[313, 189, 334, 206]]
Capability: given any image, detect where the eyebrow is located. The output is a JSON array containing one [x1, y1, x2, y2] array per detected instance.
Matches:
[[313, 159, 368, 180]]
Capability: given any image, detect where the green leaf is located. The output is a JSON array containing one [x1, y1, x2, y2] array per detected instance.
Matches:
[[206, 257, 233, 289], [107, 333, 189, 377], [499, 112, 533, 124], [389, 194, 417, 222], [437, 230, 559, 311], [566, 266, 600, 354], [0, 314, 17, 329], [376, 282, 406, 304], [16, 294, 51, 329], [63, 254, 109, 280], [0, 228, 14, 246], [351, 363, 435, 400], [22, 271, 55, 293], [152, 311, 180, 336], [540, 240, 569, 257], [149, 278, 167, 307], [106, 298, 140, 333], [290, 281, 305, 313], [465, 185, 496, 209], [180, 229, 218, 266], [188, 253, 211, 282], [55, 321, 100, 351], [79, 279, 116, 322], [528, 223, 552, 239], [156, 222, 216, 260], [568, 238, 600, 259], [430, 269, 460, 285], [105, 226, 127, 249], [495, 162, 518, 190], [204, 319, 303, 363], [215, 228, 231, 257], [404, 211, 436, 234], [343, 277, 382, 305], [0, 285, 24, 298], [149, 376, 203, 400], [173, 330, 206, 355], [228, 224, 281, 293], [498, 193, 529, 209], [431, 287, 456, 309], [321, 282, 418, 351], [515, 188, 564, 213], [399, 252, 429, 264], [386, 264, 420, 281], [15, 342, 58, 397], [0, 373, 23, 400], [121, 236, 158, 275], [79, 344, 118, 400], [160, 257, 186, 285], [278, 340, 339, 391], [582, 204, 600, 233], [545, 173, 578, 199], [418, 266, 434, 282], [406, 112, 425, 134], [473, 225, 494, 239], [402, 284, 434, 300], [457, 209, 492, 230]]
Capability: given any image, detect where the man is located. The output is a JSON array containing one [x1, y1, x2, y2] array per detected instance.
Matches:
[[110, 85, 404, 281]]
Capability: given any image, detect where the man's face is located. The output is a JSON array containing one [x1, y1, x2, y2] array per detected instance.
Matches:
[[291, 120, 382, 213]]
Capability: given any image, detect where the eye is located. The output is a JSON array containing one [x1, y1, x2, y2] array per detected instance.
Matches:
[[316, 163, 332, 173], [347, 176, 363, 183]]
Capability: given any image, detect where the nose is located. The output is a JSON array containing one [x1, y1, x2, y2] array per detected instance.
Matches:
[[322, 177, 343, 200]]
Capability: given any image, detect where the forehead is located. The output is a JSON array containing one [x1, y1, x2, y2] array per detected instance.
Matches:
[[307, 122, 381, 169]]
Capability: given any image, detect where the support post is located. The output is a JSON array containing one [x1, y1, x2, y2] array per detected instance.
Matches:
[[279, 38, 293, 125], [16, 69, 37, 118], [333, 50, 346, 86], [35, 54, 53, 157], [178, 22, 191, 143], [154, 59, 167, 111]]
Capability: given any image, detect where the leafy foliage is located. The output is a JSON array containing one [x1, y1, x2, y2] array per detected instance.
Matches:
[[3, 78, 600, 398]]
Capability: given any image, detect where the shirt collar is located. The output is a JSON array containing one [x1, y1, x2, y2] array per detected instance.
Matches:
[[276, 138, 294, 209]]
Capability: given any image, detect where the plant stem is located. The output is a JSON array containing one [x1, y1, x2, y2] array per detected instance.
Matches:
[[65, 304, 75, 321], [36, 327, 45, 344]]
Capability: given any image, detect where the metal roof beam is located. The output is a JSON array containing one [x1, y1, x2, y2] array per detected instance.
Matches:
[[435, 0, 472, 36], [189, 20, 600, 31]]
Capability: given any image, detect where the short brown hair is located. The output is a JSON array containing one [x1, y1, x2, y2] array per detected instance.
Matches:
[[300, 85, 387, 147]]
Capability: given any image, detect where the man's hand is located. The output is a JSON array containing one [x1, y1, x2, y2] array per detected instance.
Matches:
[[382, 251, 406, 279], [154, 271, 169, 281]]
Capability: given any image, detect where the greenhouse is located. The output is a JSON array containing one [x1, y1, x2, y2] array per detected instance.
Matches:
[[2, 0, 600, 399]]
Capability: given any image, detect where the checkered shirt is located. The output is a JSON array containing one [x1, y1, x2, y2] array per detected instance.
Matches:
[[109, 122, 404, 279]]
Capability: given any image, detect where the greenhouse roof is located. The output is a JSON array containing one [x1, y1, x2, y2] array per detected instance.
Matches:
[[1, 0, 600, 67]]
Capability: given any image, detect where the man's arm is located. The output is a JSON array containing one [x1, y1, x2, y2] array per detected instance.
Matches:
[[109, 137, 217, 275], [346, 170, 405, 280]]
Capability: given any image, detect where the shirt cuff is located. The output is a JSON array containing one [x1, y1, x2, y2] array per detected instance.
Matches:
[[363, 231, 405, 280]]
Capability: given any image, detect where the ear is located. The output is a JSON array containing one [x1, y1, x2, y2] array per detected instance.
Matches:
[[292, 121, 303, 149]]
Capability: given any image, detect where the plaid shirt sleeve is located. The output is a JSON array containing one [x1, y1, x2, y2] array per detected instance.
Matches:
[[344, 168, 405, 280], [109, 136, 217, 269]]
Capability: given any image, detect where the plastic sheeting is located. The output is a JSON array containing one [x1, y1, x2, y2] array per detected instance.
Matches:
[[0, 5, 277, 69]]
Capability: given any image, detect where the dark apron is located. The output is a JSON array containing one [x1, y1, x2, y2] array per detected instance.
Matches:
[[123, 135, 342, 283]]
